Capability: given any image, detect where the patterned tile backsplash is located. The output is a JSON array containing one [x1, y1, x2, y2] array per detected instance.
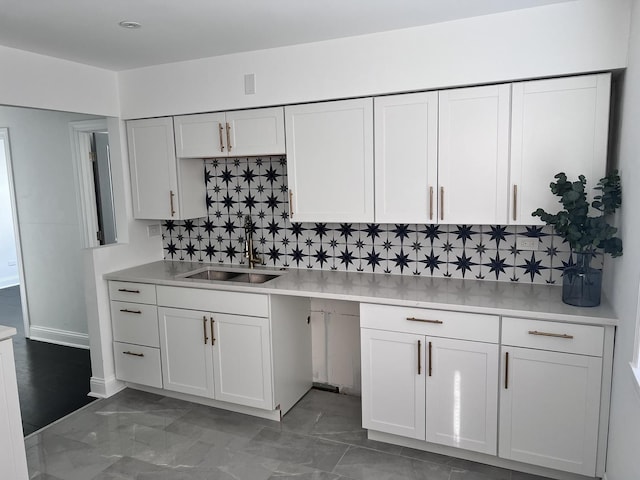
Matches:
[[162, 156, 577, 284]]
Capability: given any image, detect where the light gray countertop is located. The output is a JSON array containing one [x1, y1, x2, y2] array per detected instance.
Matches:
[[104, 260, 617, 326], [0, 325, 17, 341]]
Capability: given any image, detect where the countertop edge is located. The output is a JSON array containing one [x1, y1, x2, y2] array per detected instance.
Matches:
[[0, 326, 17, 341], [104, 262, 618, 327]]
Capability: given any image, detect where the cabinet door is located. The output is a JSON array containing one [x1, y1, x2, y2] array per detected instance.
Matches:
[[361, 328, 425, 440], [438, 85, 510, 224], [158, 307, 214, 398], [127, 117, 179, 220], [499, 347, 602, 476], [212, 313, 274, 410], [510, 74, 610, 224], [374, 92, 438, 223], [425, 338, 498, 455], [285, 98, 374, 222], [174, 113, 226, 158], [226, 107, 285, 157]]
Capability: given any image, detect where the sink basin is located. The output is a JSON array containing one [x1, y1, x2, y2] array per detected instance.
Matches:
[[228, 273, 280, 284], [181, 269, 240, 281], [177, 267, 282, 284]]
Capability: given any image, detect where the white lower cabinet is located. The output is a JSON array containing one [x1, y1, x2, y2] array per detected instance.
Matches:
[[158, 307, 215, 398], [361, 329, 425, 439], [158, 306, 273, 410], [499, 318, 604, 476], [426, 338, 498, 455], [360, 304, 499, 455], [109, 283, 312, 419], [212, 313, 273, 409]]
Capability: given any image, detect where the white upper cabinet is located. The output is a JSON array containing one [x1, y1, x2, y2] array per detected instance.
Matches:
[[285, 98, 374, 223], [509, 73, 610, 224], [226, 108, 286, 157], [174, 112, 226, 158], [438, 85, 511, 225], [174, 107, 285, 158], [127, 117, 207, 220], [374, 92, 439, 223]]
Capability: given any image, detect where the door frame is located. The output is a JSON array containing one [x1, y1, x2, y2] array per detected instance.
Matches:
[[0, 128, 30, 336], [69, 119, 110, 248]]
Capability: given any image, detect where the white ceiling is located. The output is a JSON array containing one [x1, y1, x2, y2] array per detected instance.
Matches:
[[0, 0, 574, 71]]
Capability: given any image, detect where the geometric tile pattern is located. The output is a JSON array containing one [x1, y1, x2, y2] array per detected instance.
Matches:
[[163, 156, 577, 284]]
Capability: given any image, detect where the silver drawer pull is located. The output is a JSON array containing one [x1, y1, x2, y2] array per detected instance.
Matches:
[[120, 308, 142, 314], [118, 288, 140, 294], [123, 351, 144, 357], [528, 330, 574, 339], [407, 317, 443, 324]]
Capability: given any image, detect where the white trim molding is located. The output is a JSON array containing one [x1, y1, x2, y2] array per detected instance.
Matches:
[[0, 128, 30, 337], [29, 325, 89, 349], [89, 375, 126, 398], [69, 119, 108, 249]]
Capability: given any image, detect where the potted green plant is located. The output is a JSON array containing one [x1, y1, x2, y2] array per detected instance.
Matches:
[[532, 171, 622, 307]]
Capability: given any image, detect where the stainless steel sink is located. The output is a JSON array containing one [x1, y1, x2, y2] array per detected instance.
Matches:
[[227, 273, 280, 284], [177, 267, 282, 284], [183, 269, 240, 281]]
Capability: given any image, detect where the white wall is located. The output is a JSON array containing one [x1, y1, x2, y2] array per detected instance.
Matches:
[[118, 0, 631, 119], [84, 117, 163, 397], [0, 106, 100, 346], [0, 45, 119, 117], [602, 2, 640, 479], [0, 138, 18, 289]]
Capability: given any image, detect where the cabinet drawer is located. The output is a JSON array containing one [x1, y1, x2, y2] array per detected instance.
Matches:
[[113, 342, 162, 388], [360, 303, 499, 343], [109, 281, 157, 305], [502, 317, 604, 357], [156, 286, 269, 317], [111, 301, 159, 348]]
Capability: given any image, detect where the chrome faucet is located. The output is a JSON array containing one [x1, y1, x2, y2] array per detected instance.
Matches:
[[243, 215, 262, 268]]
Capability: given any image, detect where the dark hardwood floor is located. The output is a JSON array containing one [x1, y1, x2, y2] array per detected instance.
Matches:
[[0, 285, 95, 436]]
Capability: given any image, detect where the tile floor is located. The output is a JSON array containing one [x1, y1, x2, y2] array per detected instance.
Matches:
[[25, 388, 552, 480], [0, 285, 95, 435]]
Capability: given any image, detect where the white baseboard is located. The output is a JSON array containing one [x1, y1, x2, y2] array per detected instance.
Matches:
[[89, 375, 125, 398], [0, 279, 19, 289], [29, 325, 89, 349]]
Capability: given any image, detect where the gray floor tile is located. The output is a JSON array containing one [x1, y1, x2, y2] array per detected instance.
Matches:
[[448, 458, 511, 480], [242, 426, 350, 472], [511, 472, 554, 480], [91, 456, 175, 480], [24, 388, 558, 480], [269, 461, 350, 479], [26, 433, 119, 480], [399, 447, 453, 466], [333, 446, 452, 480]]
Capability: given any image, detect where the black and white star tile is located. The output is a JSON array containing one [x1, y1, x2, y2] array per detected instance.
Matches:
[[162, 156, 567, 284]]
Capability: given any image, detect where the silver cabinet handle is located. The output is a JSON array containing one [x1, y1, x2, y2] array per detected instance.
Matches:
[[528, 330, 574, 339], [218, 124, 225, 152], [226, 123, 232, 152], [407, 317, 443, 324], [429, 186, 433, 221], [203, 316, 209, 344], [504, 351, 509, 389]]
